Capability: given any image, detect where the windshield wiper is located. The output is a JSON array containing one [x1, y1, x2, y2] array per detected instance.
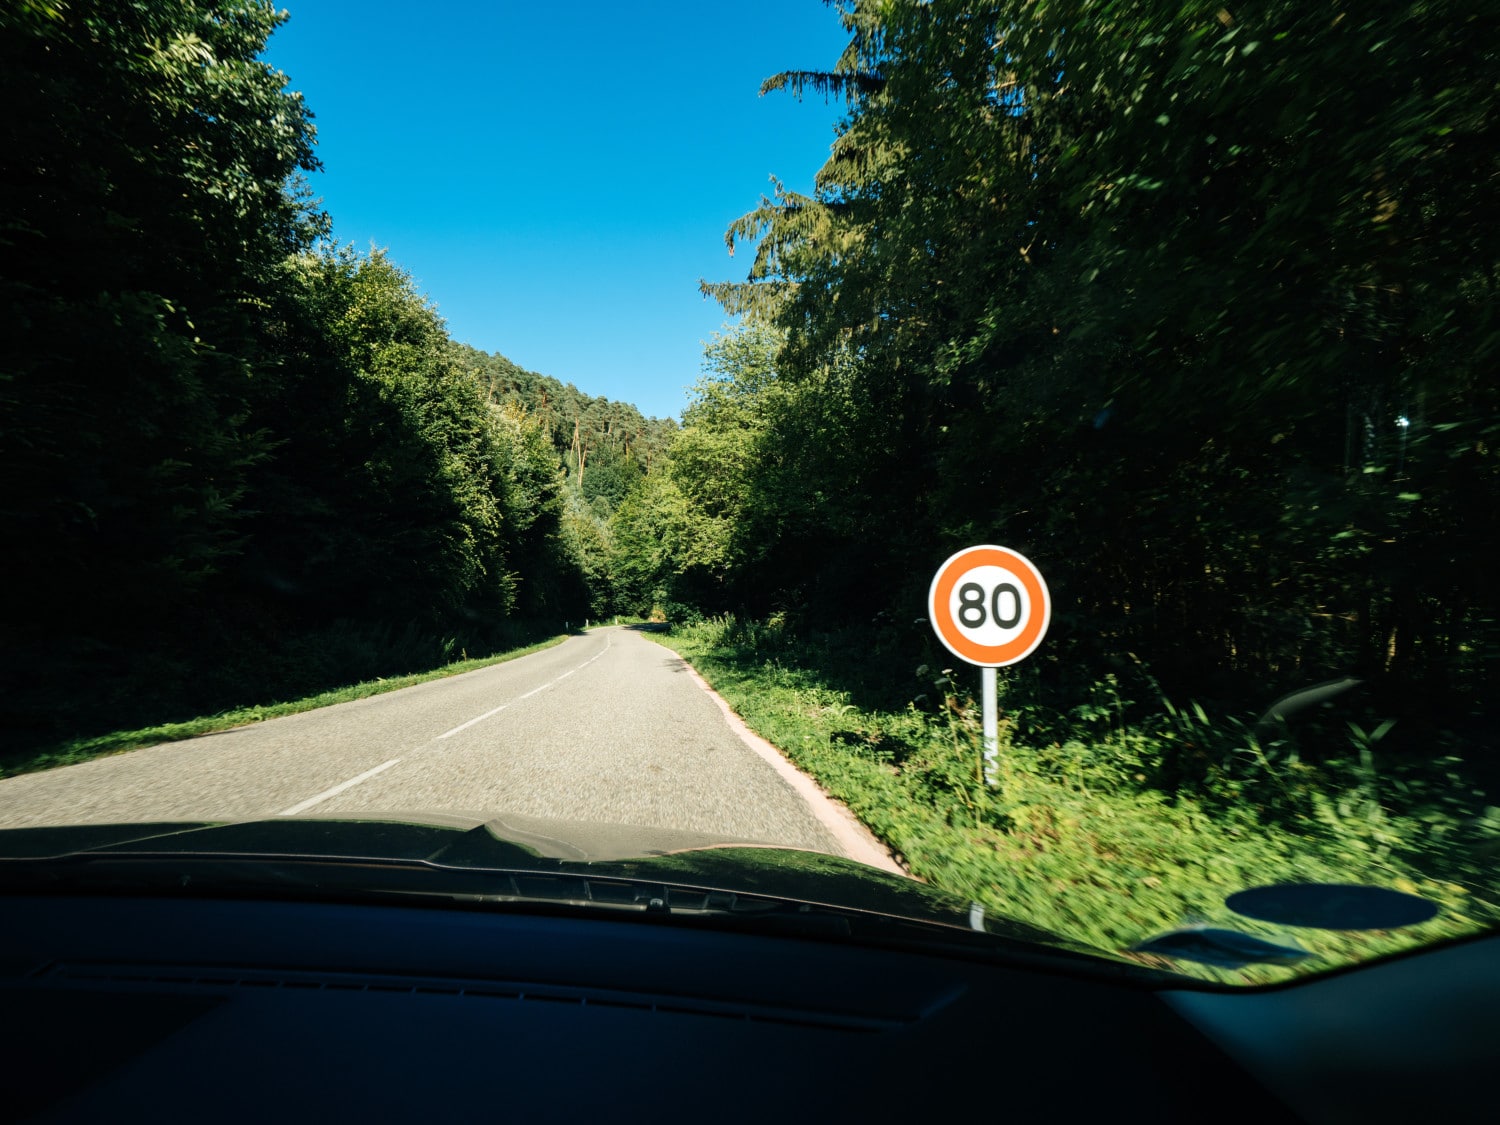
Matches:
[[0, 850, 919, 936], [0, 850, 1175, 982]]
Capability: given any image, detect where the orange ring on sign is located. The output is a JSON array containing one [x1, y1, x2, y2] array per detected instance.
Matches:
[[929, 546, 1050, 667]]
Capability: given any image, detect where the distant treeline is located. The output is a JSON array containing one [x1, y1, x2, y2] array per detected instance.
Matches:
[[0, 1, 668, 750], [463, 347, 675, 478]]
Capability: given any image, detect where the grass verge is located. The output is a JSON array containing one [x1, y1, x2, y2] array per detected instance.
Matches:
[[3, 634, 569, 779], [653, 615, 1500, 984]]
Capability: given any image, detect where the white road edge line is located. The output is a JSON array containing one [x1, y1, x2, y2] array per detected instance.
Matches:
[[278, 758, 402, 816], [674, 657, 906, 877], [435, 637, 611, 741]]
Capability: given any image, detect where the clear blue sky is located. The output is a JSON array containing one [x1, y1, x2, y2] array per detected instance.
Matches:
[[263, 1, 851, 421]]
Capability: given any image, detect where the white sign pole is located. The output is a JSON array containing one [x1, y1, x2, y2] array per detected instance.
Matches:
[[927, 545, 1051, 790], [981, 666, 999, 786]]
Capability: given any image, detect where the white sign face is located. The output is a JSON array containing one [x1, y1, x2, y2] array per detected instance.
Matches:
[[943, 564, 1031, 649], [928, 545, 1051, 668]]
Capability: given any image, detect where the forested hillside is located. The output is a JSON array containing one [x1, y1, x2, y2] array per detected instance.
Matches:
[[0, 0, 666, 754], [458, 346, 677, 619], [461, 347, 676, 479]]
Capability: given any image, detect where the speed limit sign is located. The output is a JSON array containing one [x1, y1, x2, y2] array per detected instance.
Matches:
[[928, 545, 1050, 668]]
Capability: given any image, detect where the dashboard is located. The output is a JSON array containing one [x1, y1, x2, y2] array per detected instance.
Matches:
[[2, 892, 1494, 1123]]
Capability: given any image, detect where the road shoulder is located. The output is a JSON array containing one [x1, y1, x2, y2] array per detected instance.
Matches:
[[674, 659, 905, 876]]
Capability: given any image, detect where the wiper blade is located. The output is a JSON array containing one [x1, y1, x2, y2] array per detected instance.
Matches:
[[0, 850, 852, 914], [0, 850, 1167, 979], [0, 850, 876, 942]]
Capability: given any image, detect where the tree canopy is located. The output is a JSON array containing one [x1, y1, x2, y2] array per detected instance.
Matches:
[[0, 1, 668, 748], [671, 0, 1500, 731]]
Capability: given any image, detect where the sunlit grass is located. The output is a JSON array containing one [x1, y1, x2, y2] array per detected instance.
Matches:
[[653, 616, 1500, 985]]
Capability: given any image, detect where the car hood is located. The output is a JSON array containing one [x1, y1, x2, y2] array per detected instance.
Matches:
[[0, 808, 841, 864], [0, 810, 1104, 959]]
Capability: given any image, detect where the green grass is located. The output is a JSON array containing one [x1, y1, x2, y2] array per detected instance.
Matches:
[[653, 615, 1500, 985], [3, 634, 569, 779]]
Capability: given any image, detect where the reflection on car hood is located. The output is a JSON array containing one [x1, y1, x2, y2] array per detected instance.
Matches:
[[0, 811, 1115, 965], [0, 809, 831, 864]]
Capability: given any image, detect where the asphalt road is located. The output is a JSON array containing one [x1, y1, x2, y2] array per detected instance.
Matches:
[[0, 627, 886, 863]]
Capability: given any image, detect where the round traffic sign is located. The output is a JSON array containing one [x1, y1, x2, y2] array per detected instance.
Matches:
[[928, 545, 1050, 667]]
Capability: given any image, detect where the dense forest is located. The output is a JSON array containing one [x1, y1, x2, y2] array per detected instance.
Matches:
[[0, 0, 670, 753], [3, 0, 1497, 776], [636, 0, 1500, 754]]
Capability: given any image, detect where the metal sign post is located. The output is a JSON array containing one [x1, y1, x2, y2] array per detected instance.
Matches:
[[928, 545, 1051, 786], [981, 666, 999, 779]]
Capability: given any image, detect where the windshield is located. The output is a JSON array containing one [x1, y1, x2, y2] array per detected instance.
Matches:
[[2, 0, 1496, 988]]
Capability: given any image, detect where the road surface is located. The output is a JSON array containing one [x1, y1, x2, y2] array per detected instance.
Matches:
[[0, 627, 893, 867]]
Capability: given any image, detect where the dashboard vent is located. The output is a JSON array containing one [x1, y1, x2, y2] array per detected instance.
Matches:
[[40, 961, 903, 1034]]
